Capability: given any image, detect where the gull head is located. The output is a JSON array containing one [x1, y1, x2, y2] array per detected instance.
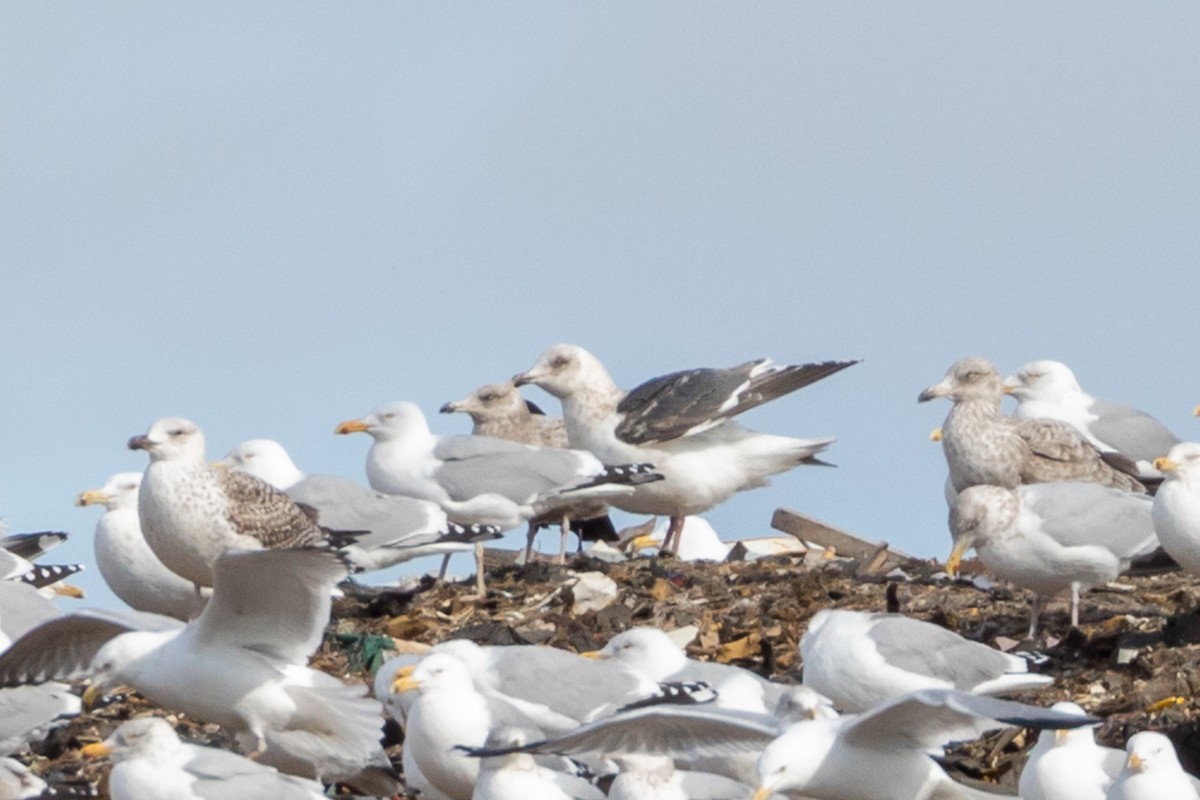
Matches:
[[77, 472, 141, 510], [440, 381, 525, 423], [585, 627, 688, 682], [82, 717, 179, 763], [513, 343, 600, 399], [918, 357, 1003, 404], [393, 652, 473, 695], [336, 401, 430, 442], [1038, 702, 1097, 749], [1002, 360, 1082, 401], [128, 417, 205, 463], [1123, 731, 1183, 775], [219, 439, 303, 490], [1154, 442, 1200, 483], [755, 721, 831, 800]]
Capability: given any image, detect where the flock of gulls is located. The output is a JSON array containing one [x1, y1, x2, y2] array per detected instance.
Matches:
[[0, 345, 1199, 799]]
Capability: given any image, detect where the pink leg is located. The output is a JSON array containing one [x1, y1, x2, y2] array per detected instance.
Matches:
[[664, 515, 685, 554]]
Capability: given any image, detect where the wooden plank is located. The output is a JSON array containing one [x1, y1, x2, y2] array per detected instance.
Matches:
[[770, 507, 916, 569]]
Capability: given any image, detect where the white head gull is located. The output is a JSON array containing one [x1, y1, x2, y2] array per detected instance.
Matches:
[[1107, 731, 1200, 800], [1152, 443, 1200, 576], [514, 344, 856, 553], [76, 473, 206, 621], [1003, 360, 1180, 481], [129, 417, 326, 591]]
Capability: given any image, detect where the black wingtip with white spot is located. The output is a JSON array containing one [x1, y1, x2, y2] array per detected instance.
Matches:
[[0, 530, 69, 560], [566, 463, 665, 493], [445, 523, 504, 543], [616, 680, 717, 712], [19, 563, 84, 589]]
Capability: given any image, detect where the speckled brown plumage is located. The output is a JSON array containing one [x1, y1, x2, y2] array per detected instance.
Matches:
[[215, 469, 324, 549]]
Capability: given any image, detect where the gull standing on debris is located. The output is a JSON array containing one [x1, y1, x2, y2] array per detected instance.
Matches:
[[129, 417, 326, 592], [514, 344, 856, 553], [81, 717, 328, 800], [948, 482, 1158, 637], [219, 439, 500, 573], [799, 609, 1052, 712], [336, 401, 662, 592], [76, 473, 205, 621], [1152, 443, 1200, 576], [919, 357, 1145, 497], [1107, 731, 1200, 800], [1003, 360, 1180, 481], [442, 381, 616, 563]]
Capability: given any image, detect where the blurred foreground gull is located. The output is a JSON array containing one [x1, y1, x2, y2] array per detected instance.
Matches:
[[1107, 731, 1200, 800], [1152, 443, 1200, 575], [473, 688, 1094, 800], [471, 726, 605, 800], [799, 609, 1051, 712], [0, 549, 398, 795], [129, 417, 326, 591], [948, 482, 1158, 637], [336, 401, 662, 591], [76, 472, 206, 621], [1003, 360, 1180, 481], [919, 357, 1145, 495], [0, 757, 46, 799], [442, 380, 616, 563], [82, 717, 327, 800], [514, 344, 857, 553], [219, 439, 501, 573]]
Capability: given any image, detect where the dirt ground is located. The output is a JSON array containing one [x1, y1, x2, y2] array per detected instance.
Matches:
[[16, 546, 1200, 798]]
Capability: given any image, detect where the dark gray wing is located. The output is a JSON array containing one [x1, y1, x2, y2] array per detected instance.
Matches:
[[615, 359, 858, 445], [0, 532, 68, 560], [213, 470, 324, 549], [465, 705, 782, 759], [1087, 398, 1180, 463], [0, 610, 180, 687], [841, 689, 1096, 751]]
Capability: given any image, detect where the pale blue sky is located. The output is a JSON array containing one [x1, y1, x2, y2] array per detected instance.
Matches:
[[2, 3, 1198, 610]]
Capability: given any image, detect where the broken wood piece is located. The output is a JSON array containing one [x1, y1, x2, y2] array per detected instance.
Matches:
[[771, 508, 916, 570]]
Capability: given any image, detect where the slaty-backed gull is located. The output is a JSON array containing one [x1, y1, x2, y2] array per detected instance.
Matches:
[[129, 417, 326, 592], [76, 473, 205, 621], [1003, 360, 1180, 482], [1108, 731, 1200, 800], [441, 381, 617, 563], [799, 609, 1051, 712], [81, 717, 327, 800], [919, 357, 1146, 496], [335, 401, 661, 592], [0, 549, 398, 795], [948, 482, 1157, 637], [218, 439, 501, 574], [514, 344, 856, 553], [1152, 442, 1200, 575]]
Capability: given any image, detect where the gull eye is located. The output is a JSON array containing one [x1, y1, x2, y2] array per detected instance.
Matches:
[[168, 428, 186, 437], [383, 412, 395, 420], [551, 355, 569, 369], [479, 392, 496, 402]]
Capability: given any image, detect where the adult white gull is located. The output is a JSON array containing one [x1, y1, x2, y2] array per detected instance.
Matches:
[[1003, 360, 1180, 482], [336, 401, 662, 590], [948, 482, 1158, 637], [218, 439, 501, 573], [76, 473, 206, 621], [919, 357, 1146, 497], [129, 417, 327, 591], [514, 344, 857, 553], [1152, 442, 1200, 576], [1107, 731, 1200, 800], [799, 609, 1051, 713], [0, 549, 398, 795], [81, 716, 328, 800]]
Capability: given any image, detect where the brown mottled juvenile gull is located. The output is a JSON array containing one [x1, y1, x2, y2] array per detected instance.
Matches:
[[76, 473, 207, 621], [1003, 360, 1180, 481], [129, 417, 325, 591], [81, 717, 328, 800], [918, 357, 1145, 497], [947, 482, 1158, 637], [441, 380, 616, 563], [336, 401, 662, 591], [514, 344, 857, 553], [218, 439, 501, 573]]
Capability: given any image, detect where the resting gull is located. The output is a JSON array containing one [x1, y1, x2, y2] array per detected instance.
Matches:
[[948, 482, 1158, 637], [799, 609, 1051, 712], [336, 401, 662, 591], [81, 717, 327, 800], [0, 549, 398, 795], [1108, 731, 1200, 800], [218, 439, 501, 573], [919, 357, 1145, 497], [1151, 443, 1200, 575], [129, 417, 326, 591], [471, 688, 1093, 800], [1003, 360, 1180, 481], [0, 758, 46, 800], [76, 472, 206, 621], [514, 344, 856, 553], [627, 516, 805, 562], [471, 726, 605, 800], [442, 381, 617, 563]]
